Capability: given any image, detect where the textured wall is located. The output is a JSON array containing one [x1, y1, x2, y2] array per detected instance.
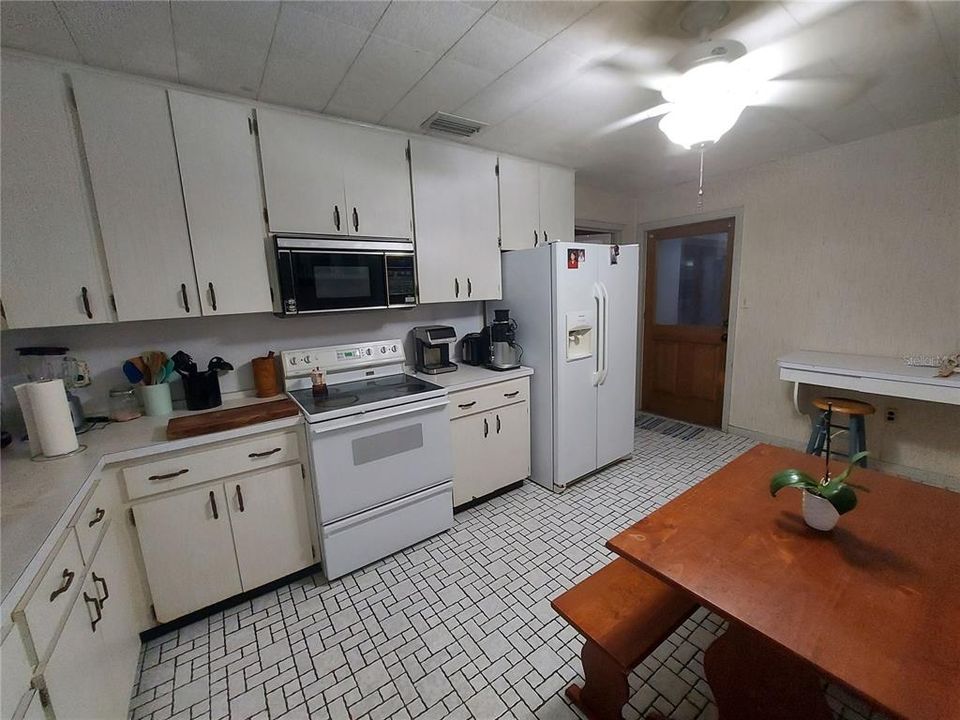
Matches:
[[636, 115, 960, 481]]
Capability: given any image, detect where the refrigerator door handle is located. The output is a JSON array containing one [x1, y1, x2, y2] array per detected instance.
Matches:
[[592, 283, 603, 386], [599, 282, 611, 385]]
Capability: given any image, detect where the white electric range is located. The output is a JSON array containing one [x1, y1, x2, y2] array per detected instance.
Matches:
[[282, 340, 454, 579]]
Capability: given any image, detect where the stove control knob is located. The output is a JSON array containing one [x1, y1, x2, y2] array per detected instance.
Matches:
[[289, 357, 297, 365], [380, 346, 387, 354], [303, 355, 311, 364], [365, 348, 372, 356], [391, 344, 398, 353]]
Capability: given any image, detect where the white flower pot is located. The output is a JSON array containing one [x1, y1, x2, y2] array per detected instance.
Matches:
[[802, 490, 840, 531]]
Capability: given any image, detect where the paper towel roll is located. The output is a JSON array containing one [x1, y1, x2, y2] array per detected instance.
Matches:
[[26, 379, 79, 457], [13, 383, 42, 456]]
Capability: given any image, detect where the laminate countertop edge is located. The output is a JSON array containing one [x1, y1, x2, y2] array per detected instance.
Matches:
[[409, 365, 534, 392]]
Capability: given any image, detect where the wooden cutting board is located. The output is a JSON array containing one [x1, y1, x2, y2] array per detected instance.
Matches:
[[165, 398, 300, 440]]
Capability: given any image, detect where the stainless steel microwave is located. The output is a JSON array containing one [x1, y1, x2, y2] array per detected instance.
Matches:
[[272, 236, 417, 315]]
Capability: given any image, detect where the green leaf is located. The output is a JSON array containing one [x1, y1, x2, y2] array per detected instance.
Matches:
[[770, 469, 819, 497], [825, 484, 858, 515], [821, 451, 869, 495]]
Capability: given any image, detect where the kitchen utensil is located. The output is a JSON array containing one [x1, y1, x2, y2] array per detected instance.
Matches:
[[122, 360, 144, 385], [171, 351, 196, 377], [252, 351, 280, 398], [165, 398, 299, 440], [207, 356, 233, 373]]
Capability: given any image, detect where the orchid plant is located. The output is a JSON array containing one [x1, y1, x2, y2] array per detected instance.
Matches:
[[769, 450, 869, 515]]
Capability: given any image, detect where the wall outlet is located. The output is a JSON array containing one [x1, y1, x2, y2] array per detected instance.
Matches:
[[885, 408, 897, 422]]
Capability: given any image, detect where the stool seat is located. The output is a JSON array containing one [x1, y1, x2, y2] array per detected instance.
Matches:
[[812, 396, 875, 415]]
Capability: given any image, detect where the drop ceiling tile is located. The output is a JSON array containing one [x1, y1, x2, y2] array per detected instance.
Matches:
[[721, 2, 800, 52], [488, 1, 598, 40], [446, 14, 545, 75], [325, 34, 438, 123], [259, 3, 368, 111], [928, 0, 959, 77], [866, 57, 960, 130], [549, 2, 658, 62], [1, 1, 81, 62], [292, 0, 388, 32], [381, 57, 497, 130], [372, 1, 483, 55], [172, 1, 279, 97], [56, 0, 178, 80]]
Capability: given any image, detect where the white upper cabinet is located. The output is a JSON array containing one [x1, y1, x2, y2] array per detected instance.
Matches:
[[498, 158, 575, 250], [0, 58, 112, 329], [258, 109, 412, 239], [169, 91, 273, 316], [498, 156, 541, 251], [410, 139, 501, 303], [538, 164, 575, 244], [72, 72, 200, 321]]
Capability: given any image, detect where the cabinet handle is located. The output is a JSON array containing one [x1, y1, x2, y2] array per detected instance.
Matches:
[[81, 286, 93, 319], [92, 572, 109, 605], [496, 414, 501, 434], [352, 207, 359, 232], [210, 490, 219, 519], [83, 592, 102, 632], [334, 205, 341, 231], [88, 507, 105, 527], [148, 468, 189, 481], [236, 485, 245, 512], [504, 391, 520, 398], [248, 447, 281, 458], [544, 231, 549, 243], [180, 283, 190, 313], [208, 282, 218, 311], [454, 278, 460, 298], [467, 278, 472, 297], [49, 568, 75, 602], [534, 230, 538, 247], [483, 418, 489, 438], [458, 401, 476, 409]]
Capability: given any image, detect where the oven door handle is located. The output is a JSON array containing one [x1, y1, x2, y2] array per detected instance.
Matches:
[[308, 396, 449, 435]]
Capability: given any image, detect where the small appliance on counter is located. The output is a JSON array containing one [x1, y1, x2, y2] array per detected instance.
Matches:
[[487, 309, 523, 371], [460, 332, 489, 366], [172, 351, 233, 411], [413, 326, 458, 375]]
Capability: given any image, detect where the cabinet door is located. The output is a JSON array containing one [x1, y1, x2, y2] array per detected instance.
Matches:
[[71, 72, 199, 321], [0, 58, 111, 329], [450, 413, 492, 507], [458, 149, 502, 301], [169, 91, 273, 315], [491, 402, 531, 491], [227, 465, 314, 591], [342, 127, 412, 239], [132, 485, 241, 622], [39, 574, 108, 720], [498, 156, 541, 251], [538, 165, 575, 244], [257, 108, 347, 235], [88, 522, 141, 719]]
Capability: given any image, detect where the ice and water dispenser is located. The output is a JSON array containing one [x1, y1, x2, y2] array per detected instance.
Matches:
[[565, 311, 594, 361]]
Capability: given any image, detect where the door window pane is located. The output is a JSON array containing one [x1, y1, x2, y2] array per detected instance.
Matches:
[[654, 233, 728, 326]]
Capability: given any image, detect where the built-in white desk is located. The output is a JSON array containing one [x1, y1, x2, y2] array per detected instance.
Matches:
[[778, 350, 960, 412]]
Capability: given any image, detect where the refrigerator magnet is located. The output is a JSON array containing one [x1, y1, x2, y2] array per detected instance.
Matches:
[[567, 248, 585, 269]]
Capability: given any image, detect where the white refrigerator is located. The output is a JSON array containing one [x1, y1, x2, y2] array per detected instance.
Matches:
[[491, 242, 639, 492]]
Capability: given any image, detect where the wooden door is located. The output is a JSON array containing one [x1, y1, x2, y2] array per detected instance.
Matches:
[[538, 165, 575, 244], [132, 485, 241, 622], [490, 403, 531, 492], [168, 91, 273, 316], [0, 58, 112, 329], [498, 156, 540, 251], [257, 108, 347, 235], [72, 72, 200, 321], [227, 465, 314, 591], [642, 218, 734, 427], [342, 126, 412, 239]]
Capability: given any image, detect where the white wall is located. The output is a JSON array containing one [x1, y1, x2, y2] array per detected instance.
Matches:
[[575, 184, 638, 243], [1, 304, 483, 426], [637, 115, 960, 483]]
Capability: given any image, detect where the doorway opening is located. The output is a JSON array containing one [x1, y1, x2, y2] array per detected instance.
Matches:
[[641, 217, 735, 428], [574, 225, 622, 245]]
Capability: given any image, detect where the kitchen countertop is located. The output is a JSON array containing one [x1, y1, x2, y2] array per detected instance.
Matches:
[[0, 394, 303, 606], [410, 364, 533, 392]]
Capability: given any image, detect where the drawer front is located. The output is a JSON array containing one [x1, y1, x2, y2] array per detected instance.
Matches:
[[448, 378, 528, 420], [72, 477, 120, 564], [16, 531, 84, 663], [1, 630, 33, 720], [123, 430, 300, 499]]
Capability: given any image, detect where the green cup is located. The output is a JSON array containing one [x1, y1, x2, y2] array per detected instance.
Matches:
[[139, 383, 173, 417]]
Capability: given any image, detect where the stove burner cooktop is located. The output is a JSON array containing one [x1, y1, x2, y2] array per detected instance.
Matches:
[[289, 374, 441, 418]]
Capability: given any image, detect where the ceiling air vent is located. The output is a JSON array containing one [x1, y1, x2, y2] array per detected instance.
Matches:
[[420, 112, 487, 138]]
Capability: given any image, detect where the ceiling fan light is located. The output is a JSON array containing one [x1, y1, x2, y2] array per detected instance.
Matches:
[[658, 102, 745, 149]]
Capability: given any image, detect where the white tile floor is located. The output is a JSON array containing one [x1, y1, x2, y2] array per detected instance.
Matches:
[[129, 422, 887, 720]]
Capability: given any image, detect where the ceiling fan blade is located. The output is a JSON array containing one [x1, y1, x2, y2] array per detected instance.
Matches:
[[595, 103, 675, 137], [751, 77, 869, 110]]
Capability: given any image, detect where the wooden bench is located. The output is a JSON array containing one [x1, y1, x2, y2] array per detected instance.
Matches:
[[551, 558, 698, 720]]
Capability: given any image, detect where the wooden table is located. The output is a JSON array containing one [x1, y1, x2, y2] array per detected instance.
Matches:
[[608, 444, 960, 720]]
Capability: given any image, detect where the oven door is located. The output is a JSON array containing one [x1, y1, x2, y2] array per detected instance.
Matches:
[[307, 397, 453, 524]]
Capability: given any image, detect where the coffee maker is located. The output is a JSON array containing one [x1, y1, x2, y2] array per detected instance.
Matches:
[[487, 309, 522, 371], [412, 326, 458, 374]]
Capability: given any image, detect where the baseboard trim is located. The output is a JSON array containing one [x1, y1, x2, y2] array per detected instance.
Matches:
[[726, 425, 960, 492], [454, 479, 524, 513]]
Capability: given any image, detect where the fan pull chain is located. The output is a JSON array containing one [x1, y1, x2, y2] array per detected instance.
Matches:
[[697, 147, 705, 212]]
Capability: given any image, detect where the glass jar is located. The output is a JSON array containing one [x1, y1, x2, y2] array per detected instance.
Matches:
[[109, 385, 141, 422]]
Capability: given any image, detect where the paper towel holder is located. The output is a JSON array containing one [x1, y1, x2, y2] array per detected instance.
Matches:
[[30, 444, 87, 462]]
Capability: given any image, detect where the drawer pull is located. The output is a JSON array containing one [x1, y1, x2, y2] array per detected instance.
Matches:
[[496, 414, 501, 433], [483, 418, 489, 438], [503, 391, 520, 398], [88, 507, 105, 527], [458, 401, 476, 409], [210, 490, 219, 520], [248, 447, 281, 459], [49, 568, 75, 602], [236, 485, 245, 513], [148, 468, 189, 481], [83, 591, 102, 632], [92, 572, 109, 605]]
